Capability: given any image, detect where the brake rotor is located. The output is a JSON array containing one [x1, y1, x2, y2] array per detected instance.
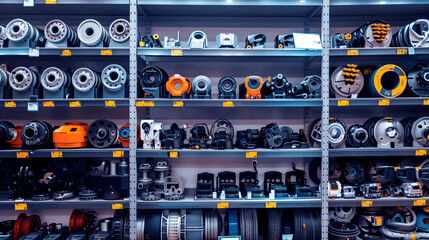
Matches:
[[101, 64, 128, 91], [344, 160, 366, 184], [88, 119, 118, 148]]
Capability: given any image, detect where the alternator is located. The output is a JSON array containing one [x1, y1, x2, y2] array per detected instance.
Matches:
[[77, 19, 109, 47], [9, 66, 41, 99], [192, 75, 211, 99], [330, 64, 364, 98], [215, 33, 238, 48], [5, 19, 45, 48], [41, 67, 71, 99], [44, 19, 80, 47], [406, 64, 429, 97], [72, 67, 101, 98], [391, 19, 429, 47], [101, 64, 128, 98], [188, 30, 207, 48], [348, 20, 392, 48], [109, 19, 130, 47]]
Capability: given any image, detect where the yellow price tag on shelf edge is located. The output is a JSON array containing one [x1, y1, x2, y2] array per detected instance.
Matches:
[[414, 199, 426, 206], [51, 151, 63, 158], [169, 152, 179, 158], [105, 101, 116, 107], [173, 101, 184, 107], [424, 99, 429, 105], [223, 101, 234, 107], [5, 101, 16, 108], [416, 149, 427, 156], [378, 99, 390, 106], [43, 101, 55, 107], [136, 101, 154, 107], [347, 49, 359, 56], [46, 0, 57, 4], [337, 100, 349, 106], [266, 202, 277, 208], [171, 49, 183, 56], [113, 151, 124, 158], [61, 49, 71, 56], [15, 203, 27, 210], [217, 202, 229, 209], [396, 49, 408, 55], [246, 152, 257, 158], [112, 203, 123, 210], [101, 49, 113, 56], [16, 152, 29, 158], [361, 200, 373, 207], [69, 101, 81, 107]]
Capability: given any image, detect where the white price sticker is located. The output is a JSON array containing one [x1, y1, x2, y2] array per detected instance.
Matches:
[[29, 48, 39, 57], [27, 102, 38, 112], [23, 0, 34, 7]]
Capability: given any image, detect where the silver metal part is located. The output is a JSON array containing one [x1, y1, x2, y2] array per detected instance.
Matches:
[[408, 19, 429, 47], [411, 117, 429, 147], [154, 161, 171, 193], [100, 218, 113, 232], [161, 210, 183, 240], [9, 66, 39, 92], [407, 65, 429, 97], [5, 18, 43, 47], [77, 19, 109, 47], [188, 30, 207, 48], [164, 176, 185, 200], [164, 31, 182, 48], [53, 190, 74, 200], [72, 67, 101, 92], [401, 182, 423, 197], [215, 33, 238, 48], [373, 117, 404, 148], [0, 25, 8, 47], [109, 19, 131, 44], [0, 67, 10, 88], [329, 207, 356, 223], [101, 64, 128, 91], [192, 75, 211, 98], [328, 119, 347, 148], [330, 65, 364, 98], [204, 210, 219, 240], [41, 67, 69, 92], [45, 19, 79, 47]]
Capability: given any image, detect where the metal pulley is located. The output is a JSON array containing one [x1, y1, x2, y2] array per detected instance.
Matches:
[[365, 64, 407, 98], [309, 118, 346, 148], [109, 19, 130, 46], [188, 30, 207, 48], [44, 19, 80, 47], [21, 120, 54, 149], [330, 64, 364, 98], [348, 20, 392, 48], [369, 117, 405, 148], [406, 64, 429, 97], [346, 124, 369, 148], [5, 18, 45, 48], [88, 119, 118, 148], [192, 75, 212, 99], [101, 64, 128, 97], [77, 19, 109, 47], [391, 19, 429, 47], [41, 67, 71, 94], [72, 67, 101, 97], [401, 117, 429, 147], [9, 66, 40, 93]]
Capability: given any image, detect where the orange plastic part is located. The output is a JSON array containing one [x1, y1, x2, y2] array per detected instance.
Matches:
[[244, 76, 263, 99], [9, 126, 22, 149], [118, 123, 140, 147], [166, 74, 191, 97], [53, 121, 89, 148]]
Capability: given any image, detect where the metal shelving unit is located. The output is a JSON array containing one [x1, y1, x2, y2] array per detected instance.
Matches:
[[0, 199, 129, 210], [330, 97, 429, 107], [329, 197, 429, 207], [0, 48, 130, 56], [330, 147, 429, 157], [0, 148, 128, 158], [136, 98, 322, 107], [0, 99, 129, 108]]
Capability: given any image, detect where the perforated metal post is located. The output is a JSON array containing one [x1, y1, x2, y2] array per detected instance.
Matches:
[[321, 0, 330, 239], [129, 0, 138, 239]]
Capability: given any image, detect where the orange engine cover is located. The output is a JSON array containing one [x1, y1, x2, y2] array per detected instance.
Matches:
[[244, 76, 263, 99], [166, 74, 191, 97], [53, 121, 89, 148]]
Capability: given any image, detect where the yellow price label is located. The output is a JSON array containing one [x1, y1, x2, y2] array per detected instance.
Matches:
[[217, 202, 229, 209], [337, 100, 349, 106], [136, 101, 154, 107], [347, 49, 359, 56], [112, 203, 123, 210], [51, 151, 63, 158], [46, 0, 57, 4], [4, 101, 16, 108], [416, 149, 427, 156], [15, 203, 27, 210], [246, 152, 257, 158], [396, 49, 408, 55], [414, 199, 426, 206], [113, 151, 124, 158], [101, 49, 113, 56], [43, 101, 55, 107], [378, 99, 390, 106], [105, 101, 116, 107], [361, 200, 373, 207], [223, 101, 234, 107], [265, 202, 277, 208], [169, 152, 179, 158], [171, 50, 183, 56], [61, 49, 71, 56], [424, 99, 429, 105], [16, 152, 29, 158], [173, 101, 184, 107], [375, 216, 382, 226], [69, 101, 81, 107]]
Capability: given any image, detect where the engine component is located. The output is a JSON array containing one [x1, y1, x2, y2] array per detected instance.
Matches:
[[263, 171, 288, 198], [210, 119, 234, 150], [218, 76, 236, 99], [368, 160, 392, 183], [78, 189, 98, 200], [330, 207, 356, 223], [9, 66, 41, 99], [88, 218, 112, 240], [153, 161, 171, 195], [88, 119, 118, 148], [53, 121, 89, 148], [192, 75, 211, 99], [342, 186, 356, 198], [160, 209, 204, 239], [13, 213, 41, 240], [163, 31, 182, 48], [21, 120, 53, 149], [140, 34, 162, 48], [285, 163, 310, 196], [369, 117, 405, 148], [406, 64, 429, 96], [118, 123, 130, 148], [44, 19, 79, 47], [189, 123, 210, 149], [391, 19, 429, 48], [166, 74, 191, 98], [309, 118, 346, 148], [87, 160, 129, 200], [77, 19, 109, 47], [72, 67, 101, 98], [330, 64, 364, 98], [364, 64, 407, 98], [0, 25, 8, 48], [346, 124, 369, 147], [274, 34, 294, 48], [401, 117, 429, 147], [112, 210, 129, 240], [282, 128, 309, 149], [109, 19, 131, 47], [41, 67, 72, 99], [6, 19, 45, 48], [330, 33, 351, 48], [259, 123, 283, 149], [188, 30, 207, 48], [0, 65, 10, 99], [101, 64, 128, 98], [357, 209, 385, 239], [69, 210, 96, 233], [396, 166, 418, 183], [344, 160, 366, 184], [328, 181, 342, 198], [360, 183, 382, 198], [239, 162, 263, 198], [401, 182, 423, 198], [196, 172, 215, 198], [261, 74, 292, 99], [235, 129, 259, 149], [0, 121, 19, 149], [139, 66, 168, 98], [347, 20, 392, 48], [217, 171, 240, 198], [139, 164, 160, 201], [379, 207, 429, 239], [141, 120, 163, 149], [53, 190, 75, 201], [163, 176, 185, 200], [215, 33, 238, 48], [290, 75, 322, 98], [160, 123, 186, 149], [245, 33, 266, 48], [329, 222, 360, 240], [239, 76, 263, 99]]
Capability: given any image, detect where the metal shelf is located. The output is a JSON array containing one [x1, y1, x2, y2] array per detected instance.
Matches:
[[331, 0, 429, 6], [2, 0, 128, 4], [329, 97, 429, 107], [330, 48, 429, 57], [0, 148, 129, 159], [329, 196, 429, 207], [330, 147, 428, 157], [0, 199, 129, 210], [0, 48, 129, 57], [136, 99, 322, 108], [138, 148, 321, 158], [0, 99, 129, 108]]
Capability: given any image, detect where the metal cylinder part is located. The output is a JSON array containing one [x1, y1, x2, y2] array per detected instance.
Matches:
[[41, 67, 70, 92], [0, 68, 10, 88], [101, 64, 128, 91], [44, 19, 79, 46], [392, 19, 429, 47], [99, 218, 113, 232], [5, 18, 41, 44], [346, 124, 369, 147], [192, 75, 211, 96], [9, 66, 39, 92], [328, 119, 347, 148], [406, 64, 429, 97], [77, 19, 109, 47], [21, 120, 53, 148], [110, 161, 118, 176], [330, 65, 364, 98], [72, 67, 101, 92], [154, 161, 171, 192], [367, 64, 407, 98], [109, 19, 130, 43], [373, 117, 405, 148], [138, 163, 153, 190], [410, 117, 429, 147], [87, 119, 118, 148]]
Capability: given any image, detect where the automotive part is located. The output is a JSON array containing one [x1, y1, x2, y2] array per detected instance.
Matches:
[[309, 118, 346, 148], [77, 19, 109, 47], [0, 25, 8, 48], [41, 67, 72, 99], [68, 210, 96, 234], [53, 121, 89, 148], [101, 64, 128, 98], [21, 120, 53, 149], [163, 31, 182, 48], [330, 64, 364, 98], [364, 64, 407, 98], [192, 75, 211, 99], [274, 34, 293, 48], [141, 120, 163, 149], [259, 123, 283, 149], [347, 20, 392, 48], [239, 161, 263, 199], [239, 76, 262, 99], [367, 117, 405, 148], [218, 76, 236, 99], [45, 19, 79, 48], [330, 207, 356, 223], [245, 33, 266, 48], [215, 33, 238, 48], [160, 209, 204, 239], [235, 129, 259, 149], [9, 66, 41, 99], [196, 172, 215, 198], [153, 161, 171, 195], [166, 74, 191, 98], [360, 183, 382, 198], [6, 19, 45, 48], [210, 119, 234, 150], [406, 64, 429, 96], [139, 66, 168, 98], [189, 123, 210, 149], [328, 181, 342, 198], [0, 121, 19, 149], [13, 213, 41, 240], [72, 67, 101, 98], [330, 33, 351, 48], [140, 34, 162, 48], [88, 119, 118, 148], [391, 19, 429, 47], [163, 176, 185, 200], [263, 171, 288, 198], [160, 123, 186, 149], [344, 160, 366, 184], [139, 163, 159, 201], [401, 117, 429, 147], [87, 160, 129, 200], [290, 75, 321, 98], [346, 124, 369, 147], [282, 128, 309, 149], [401, 182, 423, 198], [109, 19, 131, 47], [0, 64, 10, 99], [261, 74, 292, 99], [188, 30, 207, 48], [217, 171, 240, 199]]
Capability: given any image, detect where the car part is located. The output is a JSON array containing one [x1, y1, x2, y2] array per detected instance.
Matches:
[[357, 208, 385, 239], [21, 120, 53, 149], [379, 207, 429, 239], [192, 75, 211, 99], [370, 117, 405, 148], [239, 161, 263, 198], [69, 210, 96, 233], [239, 76, 263, 99], [330, 207, 356, 223], [109, 19, 131, 47], [101, 64, 128, 98], [53, 190, 75, 201], [285, 163, 309, 196], [0, 64, 10, 99], [87, 160, 129, 200], [391, 19, 429, 47], [118, 123, 130, 148], [72, 67, 101, 98], [290, 75, 321, 98], [263, 171, 288, 197], [215, 33, 238, 48], [344, 160, 366, 184], [360, 183, 382, 198], [6, 19, 45, 48], [364, 64, 407, 98], [160, 209, 204, 239], [138, 164, 156, 201], [282, 209, 321, 240], [141, 120, 163, 149], [308, 159, 321, 185], [0, 25, 9, 48], [163, 31, 182, 48], [9, 66, 41, 99], [88, 218, 112, 240], [217, 171, 240, 199], [406, 64, 429, 97], [396, 166, 418, 183], [282, 128, 309, 149], [417, 208, 429, 232], [235, 129, 259, 149], [77, 19, 109, 47], [112, 210, 129, 240], [330, 64, 364, 98], [401, 182, 423, 197], [245, 33, 266, 48], [261, 74, 292, 99], [153, 161, 171, 195], [387, 184, 404, 197], [367, 160, 391, 183], [161, 123, 186, 149], [210, 119, 234, 150], [140, 34, 162, 48], [41, 67, 72, 99], [166, 74, 191, 98], [342, 186, 356, 198], [13, 213, 41, 240], [189, 123, 210, 149], [274, 34, 294, 48], [78, 189, 98, 200], [225, 209, 239, 236], [45, 19, 79, 48], [347, 20, 392, 48], [53, 121, 89, 148], [401, 117, 429, 147], [0, 121, 19, 149], [418, 159, 429, 188], [329, 222, 360, 240], [196, 172, 215, 198], [163, 176, 185, 200], [188, 30, 207, 48], [346, 124, 369, 147], [137, 210, 161, 240], [330, 33, 351, 48], [327, 181, 342, 198], [88, 119, 118, 148], [218, 76, 236, 99], [239, 209, 258, 240], [259, 123, 283, 149], [309, 118, 346, 148], [139, 66, 168, 98]]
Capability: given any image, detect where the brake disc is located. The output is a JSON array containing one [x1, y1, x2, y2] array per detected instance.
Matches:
[[9, 66, 40, 92], [41, 67, 70, 92], [330, 64, 364, 98], [21, 120, 53, 148], [77, 19, 109, 47], [109, 19, 130, 43], [101, 64, 128, 92], [72, 67, 101, 92], [406, 64, 429, 97], [344, 160, 366, 184], [367, 159, 391, 184], [87, 119, 118, 148], [373, 117, 405, 148], [45, 19, 79, 47]]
